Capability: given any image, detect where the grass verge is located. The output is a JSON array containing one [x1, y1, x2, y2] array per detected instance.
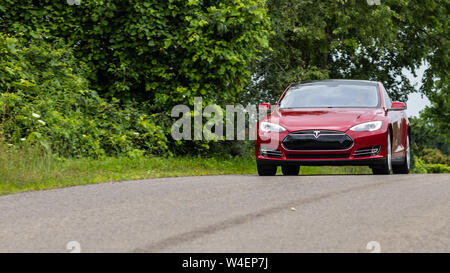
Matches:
[[1, 143, 371, 196]]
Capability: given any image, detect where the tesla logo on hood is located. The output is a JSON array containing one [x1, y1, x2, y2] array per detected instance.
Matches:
[[313, 131, 320, 138]]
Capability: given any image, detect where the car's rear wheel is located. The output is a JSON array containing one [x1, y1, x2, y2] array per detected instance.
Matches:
[[257, 162, 277, 176], [372, 131, 392, 175], [393, 134, 410, 174], [281, 165, 300, 176]]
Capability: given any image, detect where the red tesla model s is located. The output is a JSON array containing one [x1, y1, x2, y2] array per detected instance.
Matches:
[[255, 80, 410, 176]]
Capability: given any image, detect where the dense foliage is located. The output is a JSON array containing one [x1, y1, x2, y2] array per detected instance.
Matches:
[[0, 33, 167, 157], [0, 0, 270, 108], [414, 157, 450, 174], [244, 0, 449, 103], [410, 116, 449, 155], [0, 0, 448, 161], [423, 85, 450, 142]]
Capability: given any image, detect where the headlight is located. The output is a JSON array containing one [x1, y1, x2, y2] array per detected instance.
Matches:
[[259, 121, 287, 132], [349, 121, 382, 132]]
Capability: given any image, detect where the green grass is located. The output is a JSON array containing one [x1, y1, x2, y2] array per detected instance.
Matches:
[[0, 143, 371, 196]]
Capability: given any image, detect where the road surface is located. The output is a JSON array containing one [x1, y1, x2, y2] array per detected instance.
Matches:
[[0, 174, 449, 252]]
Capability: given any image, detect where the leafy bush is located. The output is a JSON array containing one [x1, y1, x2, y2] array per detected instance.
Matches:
[[0, 33, 168, 157], [1, 0, 271, 108], [410, 116, 449, 156], [421, 148, 450, 165], [412, 157, 428, 173], [423, 164, 450, 174], [413, 157, 450, 174]]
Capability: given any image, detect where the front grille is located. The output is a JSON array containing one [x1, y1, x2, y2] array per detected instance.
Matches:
[[282, 130, 353, 151], [285, 153, 349, 159], [353, 145, 381, 157], [289, 130, 345, 135]]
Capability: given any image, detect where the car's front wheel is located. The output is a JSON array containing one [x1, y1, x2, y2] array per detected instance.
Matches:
[[372, 131, 392, 175], [257, 162, 277, 176]]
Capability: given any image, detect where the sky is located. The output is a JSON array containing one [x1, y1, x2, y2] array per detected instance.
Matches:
[[406, 92, 430, 117]]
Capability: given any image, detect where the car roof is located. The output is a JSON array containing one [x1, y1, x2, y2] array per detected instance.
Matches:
[[290, 79, 379, 88]]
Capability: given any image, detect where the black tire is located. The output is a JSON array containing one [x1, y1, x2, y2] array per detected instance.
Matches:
[[372, 131, 392, 175], [393, 134, 410, 174], [257, 162, 277, 176], [281, 165, 300, 176]]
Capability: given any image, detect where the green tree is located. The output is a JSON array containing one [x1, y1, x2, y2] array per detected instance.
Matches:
[[0, 33, 168, 157], [244, 0, 449, 103], [0, 0, 270, 109], [401, 0, 448, 141], [422, 84, 450, 142], [409, 116, 449, 156]]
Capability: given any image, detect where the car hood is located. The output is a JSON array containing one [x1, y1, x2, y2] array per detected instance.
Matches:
[[266, 108, 384, 132]]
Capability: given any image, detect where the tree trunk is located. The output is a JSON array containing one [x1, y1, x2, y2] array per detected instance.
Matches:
[[321, 52, 328, 70]]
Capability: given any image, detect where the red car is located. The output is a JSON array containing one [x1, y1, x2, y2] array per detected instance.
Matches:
[[256, 80, 410, 176]]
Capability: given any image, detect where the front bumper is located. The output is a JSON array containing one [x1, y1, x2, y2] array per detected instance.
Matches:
[[256, 129, 388, 167], [257, 158, 386, 166]]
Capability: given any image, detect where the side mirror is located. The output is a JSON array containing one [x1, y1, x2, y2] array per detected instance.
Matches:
[[258, 102, 271, 111], [390, 101, 406, 110]]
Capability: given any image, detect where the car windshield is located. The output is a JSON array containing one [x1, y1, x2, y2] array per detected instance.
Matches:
[[279, 82, 380, 108]]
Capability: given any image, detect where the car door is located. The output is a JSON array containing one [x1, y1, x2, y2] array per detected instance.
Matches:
[[381, 84, 405, 158]]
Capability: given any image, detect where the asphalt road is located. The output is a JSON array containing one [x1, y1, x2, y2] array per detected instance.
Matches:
[[0, 174, 449, 253]]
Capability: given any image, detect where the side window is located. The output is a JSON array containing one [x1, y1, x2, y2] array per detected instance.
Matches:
[[381, 84, 392, 109]]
